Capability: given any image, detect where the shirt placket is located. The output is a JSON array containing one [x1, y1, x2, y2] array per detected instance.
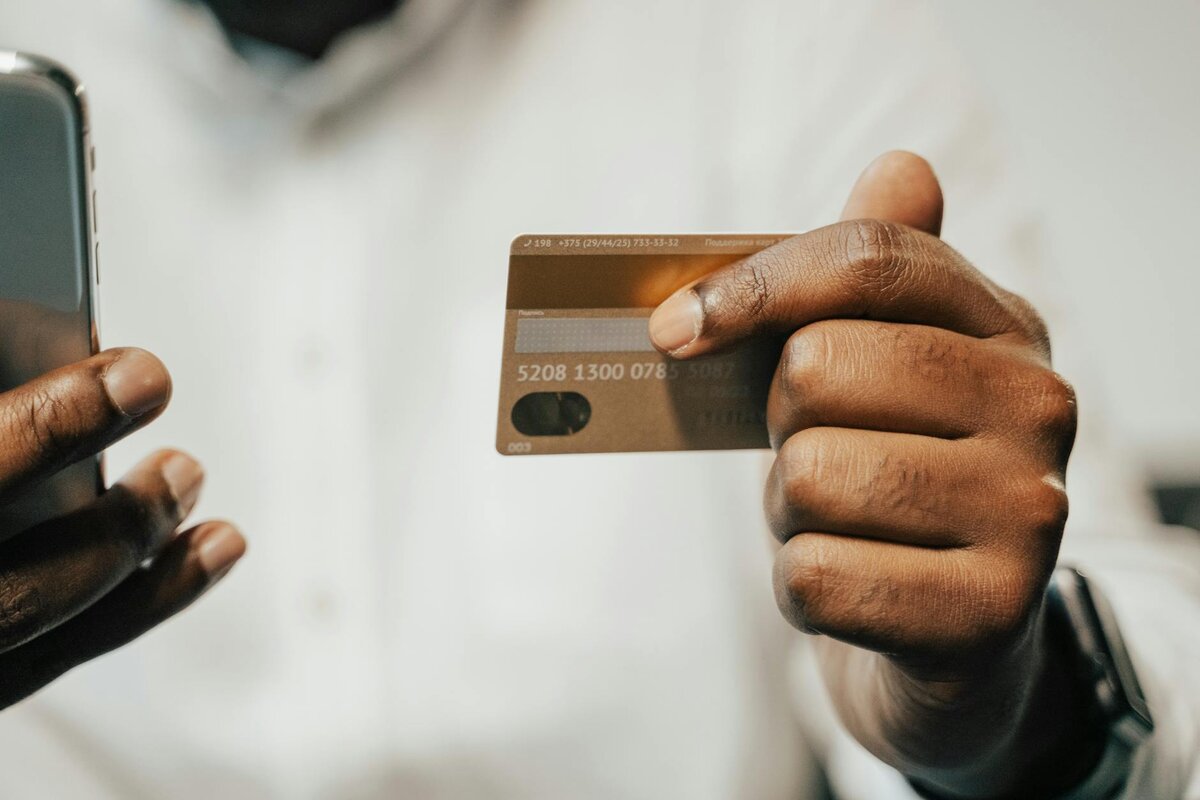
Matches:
[[255, 146, 390, 796]]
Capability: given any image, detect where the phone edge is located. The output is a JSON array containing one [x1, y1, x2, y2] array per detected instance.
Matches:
[[1, 51, 105, 494]]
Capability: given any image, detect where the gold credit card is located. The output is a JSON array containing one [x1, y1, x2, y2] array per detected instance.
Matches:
[[496, 234, 790, 455]]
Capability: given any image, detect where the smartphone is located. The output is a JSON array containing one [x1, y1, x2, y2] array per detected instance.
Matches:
[[0, 52, 102, 534]]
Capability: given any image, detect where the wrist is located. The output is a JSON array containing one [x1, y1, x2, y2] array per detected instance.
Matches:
[[1008, 601, 1109, 795], [909, 597, 1107, 799]]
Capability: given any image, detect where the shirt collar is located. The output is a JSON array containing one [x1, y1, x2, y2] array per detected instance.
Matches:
[[156, 0, 476, 120]]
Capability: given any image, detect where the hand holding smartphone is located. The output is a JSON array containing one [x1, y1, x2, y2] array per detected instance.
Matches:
[[0, 52, 244, 706]]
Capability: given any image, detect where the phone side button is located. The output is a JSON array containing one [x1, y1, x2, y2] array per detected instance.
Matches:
[[94, 242, 101, 284]]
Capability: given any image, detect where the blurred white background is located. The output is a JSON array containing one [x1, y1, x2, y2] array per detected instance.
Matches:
[[930, 0, 1200, 484]]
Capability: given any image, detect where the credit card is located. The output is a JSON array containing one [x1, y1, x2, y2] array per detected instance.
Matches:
[[496, 234, 791, 455]]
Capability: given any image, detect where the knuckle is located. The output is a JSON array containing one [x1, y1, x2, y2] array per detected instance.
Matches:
[[843, 218, 895, 263], [26, 387, 77, 453], [2, 375, 96, 467], [778, 432, 835, 516], [736, 258, 772, 317], [1021, 478, 1070, 541], [773, 537, 834, 633], [708, 249, 788, 326], [1027, 370, 1078, 437], [96, 487, 162, 565], [0, 570, 46, 652], [121, 499, 162, 563], [780, 326, 832, 403], [840, 219, 909, 305]]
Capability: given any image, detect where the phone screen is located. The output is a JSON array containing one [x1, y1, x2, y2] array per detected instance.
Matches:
[[0, 63, 100, 533]]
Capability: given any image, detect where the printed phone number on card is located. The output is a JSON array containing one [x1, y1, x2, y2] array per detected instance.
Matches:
[[523, 237, 682, 250]]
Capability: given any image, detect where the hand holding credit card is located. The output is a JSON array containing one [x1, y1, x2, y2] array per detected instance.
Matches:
[[495, 235, 789, 455], [496, 151, 1096, 796], [594, 151, 1079, 797]]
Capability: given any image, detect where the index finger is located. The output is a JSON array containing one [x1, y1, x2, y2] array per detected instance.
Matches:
[[647, 220, 1027, 359], [0, 348, 171, 498]]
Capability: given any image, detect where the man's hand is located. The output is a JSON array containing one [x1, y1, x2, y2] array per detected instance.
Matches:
[[650, 153, 1088, 797], [0, 346, 244, 708]]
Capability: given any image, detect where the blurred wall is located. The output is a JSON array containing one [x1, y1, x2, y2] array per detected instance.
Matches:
[[929, 0, 1200, 483]]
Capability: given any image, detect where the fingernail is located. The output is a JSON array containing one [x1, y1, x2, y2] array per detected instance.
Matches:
[[103, 349, 171, 418], [161, 452, 204, 518], [196, 523, 246, 581], [648, 290, 703, 352]]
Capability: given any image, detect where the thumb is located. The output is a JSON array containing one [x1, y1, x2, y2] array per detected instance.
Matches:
[[840, 150, 944, 236]]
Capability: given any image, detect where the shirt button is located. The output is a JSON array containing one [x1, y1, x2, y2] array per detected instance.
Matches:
[[295, 340, 328, 377], [306, 588, 339, 624]]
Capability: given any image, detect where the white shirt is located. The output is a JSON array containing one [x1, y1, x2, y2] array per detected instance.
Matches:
[[1, 1, 1197, 798]]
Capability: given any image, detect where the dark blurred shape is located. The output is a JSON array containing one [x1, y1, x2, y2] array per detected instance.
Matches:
[[198, 0, 405, 60], [512, 392, 592, 437], [1154, 483, 1200, 532]]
